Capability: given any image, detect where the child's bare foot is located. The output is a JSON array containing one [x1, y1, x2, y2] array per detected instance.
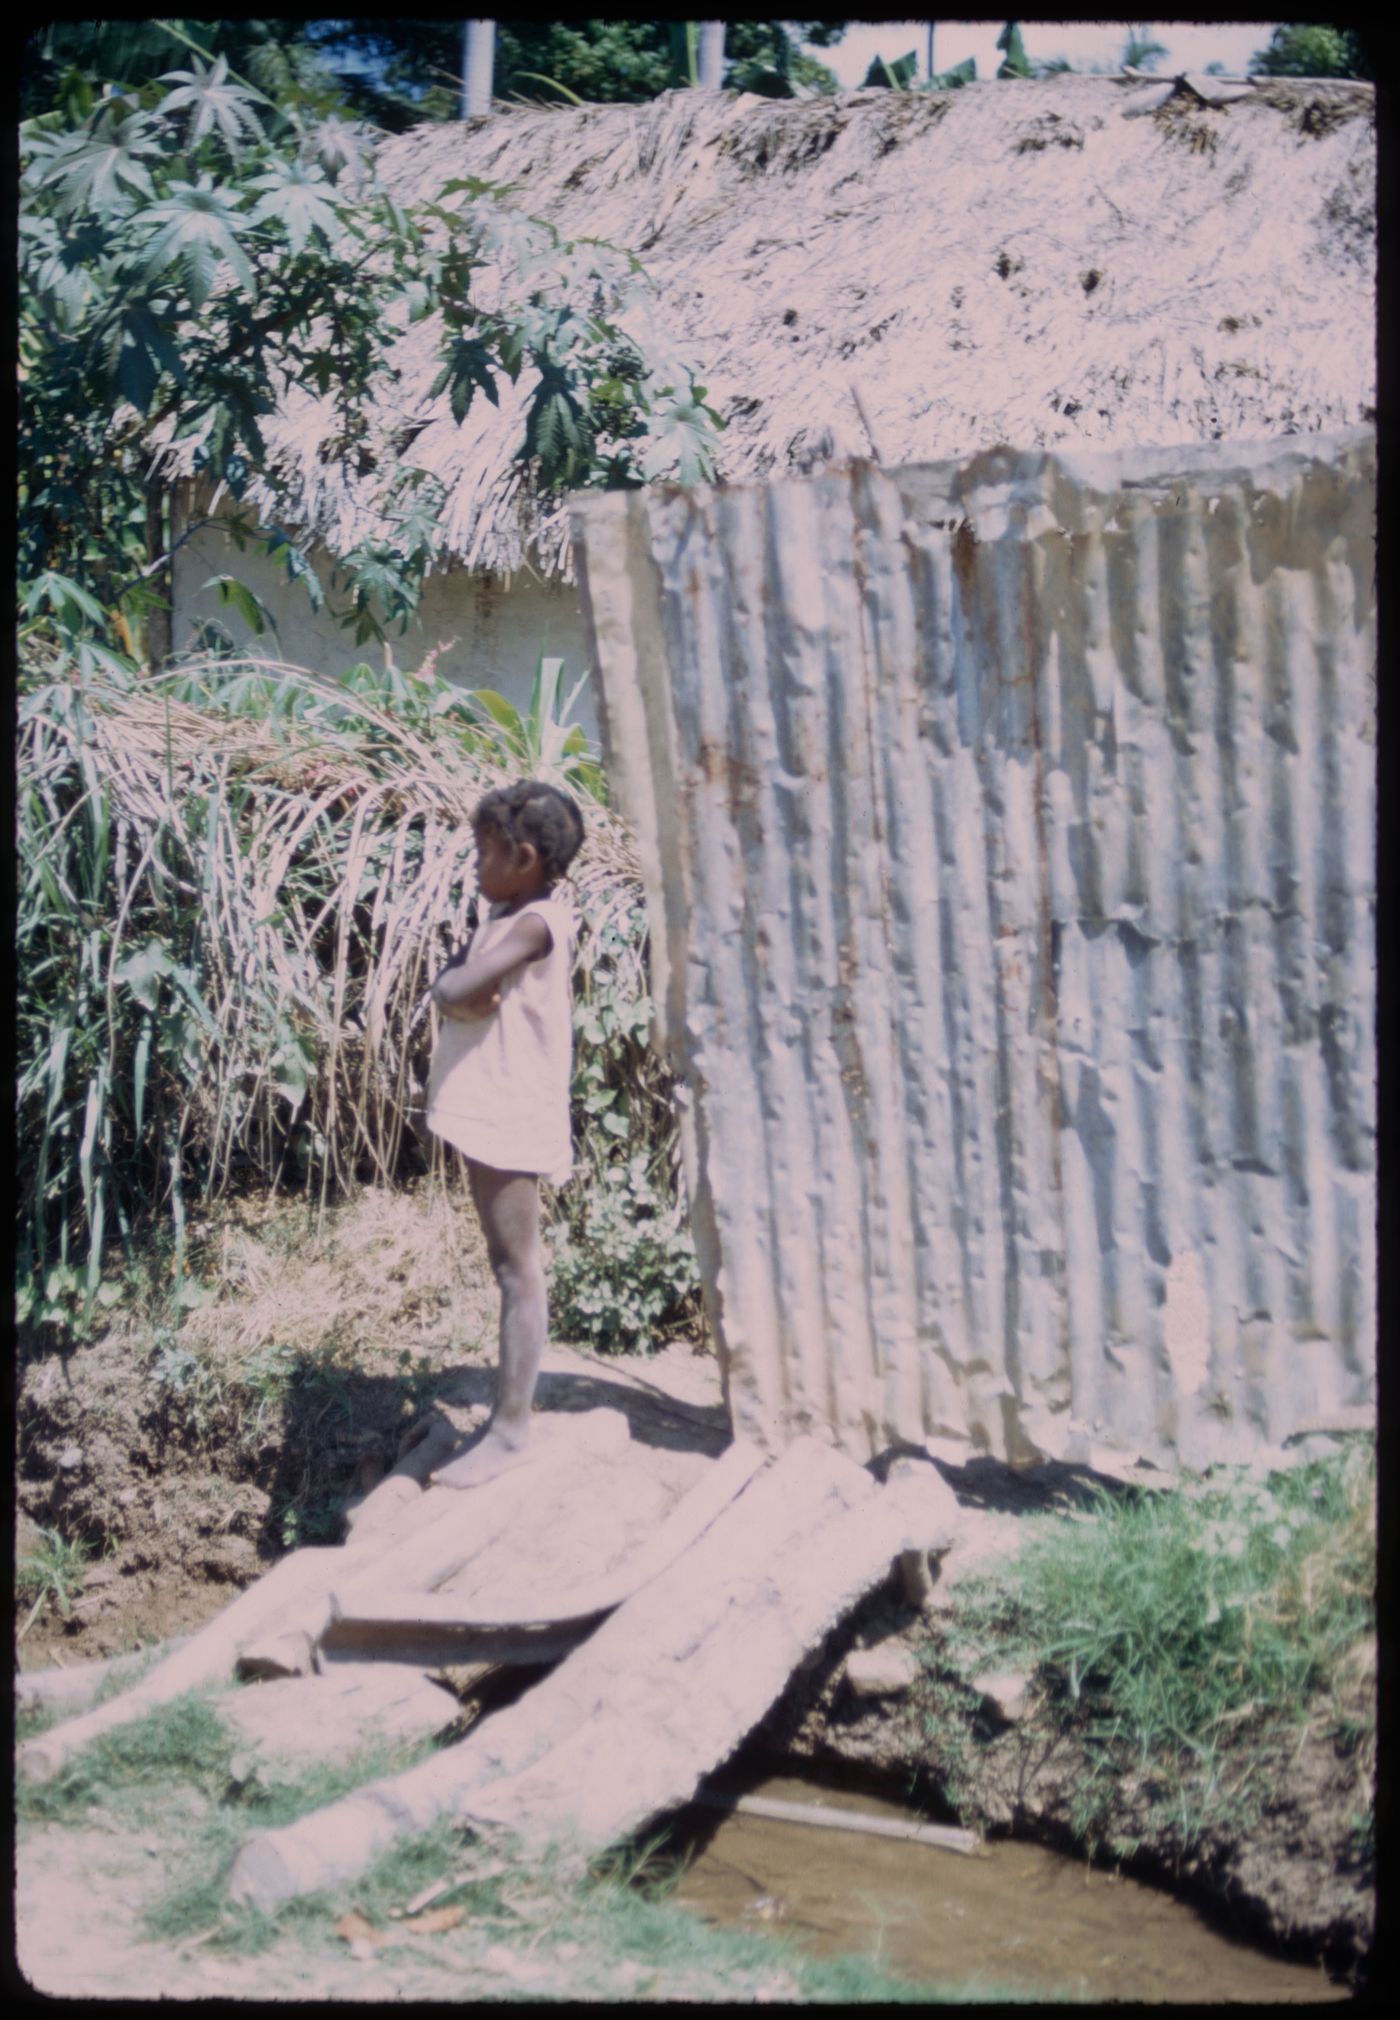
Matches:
[[430, 1423, 535, 1490]]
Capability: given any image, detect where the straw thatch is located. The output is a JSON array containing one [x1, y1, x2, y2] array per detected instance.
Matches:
[[160, 75, 1374, 583], [16, 656, 656, 1296]]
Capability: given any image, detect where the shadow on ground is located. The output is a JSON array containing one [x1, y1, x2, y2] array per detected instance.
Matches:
[[258, 1346, 732, 1557], [922, 1452, 1145, 1515], [438, 1361, 732, 1457]]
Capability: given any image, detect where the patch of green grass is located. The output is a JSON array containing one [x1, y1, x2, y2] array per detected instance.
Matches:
[[939, 1439, 1375, 1853], [229, 1734, 449, 1831], [17, 1697, 62, 1744], [911, 1668, 980, 1817], [392, 1345, 443, 1422], [17, 1525, 91, 1633], [275, 1491, 346, 1550], [92, 1639, 180, 1706], [17, 1691, 235, 1827], [27, 1696, 1054, 2003], [240, 1339, 303, 1426], [143, 1334, 243, 1447], [142, 1730, 454, 1952]]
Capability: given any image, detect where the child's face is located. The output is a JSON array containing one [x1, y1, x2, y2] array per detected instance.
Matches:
[[474, 824, 543, 905]]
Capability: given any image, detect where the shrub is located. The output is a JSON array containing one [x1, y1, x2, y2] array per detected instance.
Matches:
[[549, 885, 703, 1351], [17, 1526, 92, 1635], [14, 649, 696, 1348], [550, 1149, 700, 1353]]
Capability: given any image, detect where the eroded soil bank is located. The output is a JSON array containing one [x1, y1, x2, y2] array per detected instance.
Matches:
[[15, 1192, 1373, 1994], [757, 1575, 1374, 1989]]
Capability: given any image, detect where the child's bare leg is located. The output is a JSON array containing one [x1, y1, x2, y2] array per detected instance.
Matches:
[[434, 1162, 546, 1489]]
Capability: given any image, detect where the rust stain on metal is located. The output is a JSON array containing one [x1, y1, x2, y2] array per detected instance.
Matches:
[[951, 517, 980, 596]]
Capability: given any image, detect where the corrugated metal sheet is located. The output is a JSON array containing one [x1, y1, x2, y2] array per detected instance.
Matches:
[[571, 431, 1376, 1471]]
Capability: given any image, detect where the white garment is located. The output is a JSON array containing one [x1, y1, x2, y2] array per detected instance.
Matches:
[[426, 895, 576, 1184]]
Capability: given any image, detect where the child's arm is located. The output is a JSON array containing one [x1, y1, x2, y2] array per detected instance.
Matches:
[[432, 913, 551, 1020]]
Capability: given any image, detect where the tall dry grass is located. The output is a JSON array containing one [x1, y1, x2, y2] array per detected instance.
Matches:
[[15, 652, 675, 1334]]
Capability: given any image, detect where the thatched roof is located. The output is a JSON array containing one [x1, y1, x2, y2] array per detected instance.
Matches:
[[166, 75, 1375, 583]]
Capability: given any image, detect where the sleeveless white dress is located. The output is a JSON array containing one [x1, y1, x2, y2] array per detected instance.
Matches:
[[425, 895, 576, 1184]]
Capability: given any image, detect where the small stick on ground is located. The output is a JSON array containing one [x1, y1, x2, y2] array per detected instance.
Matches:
[[693, 1789, 983, 1856], [399, 1859, 509, 1918]]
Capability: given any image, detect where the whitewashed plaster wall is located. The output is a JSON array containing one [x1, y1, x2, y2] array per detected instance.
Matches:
[[170, 514, 600, 739]]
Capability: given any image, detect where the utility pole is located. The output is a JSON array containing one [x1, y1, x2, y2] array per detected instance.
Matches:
[[462, 19, 495, 119], [926, 22, 936, 83], [697, 22, 726, 89]]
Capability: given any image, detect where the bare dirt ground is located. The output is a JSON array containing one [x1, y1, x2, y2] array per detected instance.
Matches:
[[15, 1824, 483, 2004], [14, 1184, 1373, 1997], [15, 1182, 725, 1670], [16, 1816, 794, 2004]]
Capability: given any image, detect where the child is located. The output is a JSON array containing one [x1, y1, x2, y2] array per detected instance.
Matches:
[[425, 779, 585, 1488]]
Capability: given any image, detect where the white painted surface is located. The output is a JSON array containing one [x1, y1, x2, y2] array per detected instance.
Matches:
[[170, 515, 600, 740]]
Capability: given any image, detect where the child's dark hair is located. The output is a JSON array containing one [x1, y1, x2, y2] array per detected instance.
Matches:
[[472, 780, 585, 883]]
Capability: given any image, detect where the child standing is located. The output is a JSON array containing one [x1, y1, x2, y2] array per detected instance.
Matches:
[[425, 780, 585, 1487]]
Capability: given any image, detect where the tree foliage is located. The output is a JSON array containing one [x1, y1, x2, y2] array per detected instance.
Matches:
[[301, 19, 848, 121], [862, 49, 976, 92], [721, 21, 847, 99], [18, 27, 723, 667], [21, 19, 350, 123], [1250, 25, 1372, 81], [1121, 24, 1170, 74], [996, 23, 1034, 81]]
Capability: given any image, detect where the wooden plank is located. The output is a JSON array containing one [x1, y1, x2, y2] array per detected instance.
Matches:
[[453, 1440, 925, 1854], [222, 1664, 460, 1763], [326, 1589, 611, 1634], [226, 1440, 958, 1909], [332, 1408, 639, 1608], [430, 1464, 676, 1615], [234, 1631, 317, 1681], [20, 1407, 717, 1788], [18, 1548, 340, 1783], [14, 1473, 455, 1785], [331, 1439, 767, 1632], [318, 1615, 589, 1669], [15, 1638, 190, 1721], [341, 1413, 460, 1541]]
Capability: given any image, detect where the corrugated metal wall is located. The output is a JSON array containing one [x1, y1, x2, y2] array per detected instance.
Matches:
[[571, 431, 1376, 1471]]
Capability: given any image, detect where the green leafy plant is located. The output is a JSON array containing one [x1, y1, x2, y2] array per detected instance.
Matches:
[[946, 1440, 1376, 1853], [1249, 24, 1371, 79], [17, 1527, 92, 1637], [723, 22, 841, 100], [862, 49, 976, 91], [546, 880, 701, 1352], [298, 21, 849, 124], [997, 23, 1035, 80], [466, 653, 606, 799], [15, 649, 693, 1345], [1121, 24, 1169, 74], [550, 1149, 700, 1353], [18, 29, 723, 670]]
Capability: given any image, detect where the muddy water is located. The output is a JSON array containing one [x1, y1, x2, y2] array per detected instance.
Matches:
[[674, 1777, 1348, 2003]]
